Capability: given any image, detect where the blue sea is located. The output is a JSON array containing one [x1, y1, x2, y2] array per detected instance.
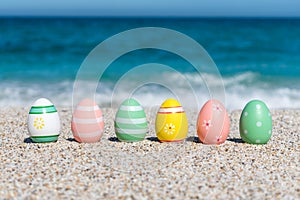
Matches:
[[0, 17, 299, 109]]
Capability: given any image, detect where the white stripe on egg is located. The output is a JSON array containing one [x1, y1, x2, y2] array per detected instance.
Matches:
[[115, 117, 147, 124], [76, 105, 99, 111], [72, 117, 103, 124], [159, 107, 184, 113], [119, 105, 144, 111], [116, 128, 148, 134]]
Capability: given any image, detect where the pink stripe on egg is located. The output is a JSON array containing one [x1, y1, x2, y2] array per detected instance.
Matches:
[[74, 134, 102, 143], [77, 99, 98, 106], [71, 121, 104, 134], [73, 109, 102, 119], [74, 131, 103, 138], [74, 136, 102, 143]]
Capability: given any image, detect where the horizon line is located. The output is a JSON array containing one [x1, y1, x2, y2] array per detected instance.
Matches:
[[1, 15, 300, 19]]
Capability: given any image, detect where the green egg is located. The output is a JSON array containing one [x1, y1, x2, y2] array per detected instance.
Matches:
[[115, 98, 148, 142], [239, 100, 272, 144]]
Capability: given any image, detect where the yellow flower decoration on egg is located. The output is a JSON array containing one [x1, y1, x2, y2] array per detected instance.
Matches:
[[164, 123, 176, 135], [34, 117, 45, 130]]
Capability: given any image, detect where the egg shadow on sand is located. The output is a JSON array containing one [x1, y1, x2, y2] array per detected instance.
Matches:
[[227, 138, 244, 143], [24, 137, 33, 143], [186, 136, 201, 143], [108, 137, 120, 142], [146, 137, 201, 143], [146, 137, 160, 142], [66, 138, 78, 142]]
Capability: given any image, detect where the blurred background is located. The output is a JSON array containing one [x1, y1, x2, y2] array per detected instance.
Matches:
[[0, 0, 300, 109]]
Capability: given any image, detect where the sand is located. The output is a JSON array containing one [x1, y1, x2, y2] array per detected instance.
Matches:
[[0, 107, 299, 199]]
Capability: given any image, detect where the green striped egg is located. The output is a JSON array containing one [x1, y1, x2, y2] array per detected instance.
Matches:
[[115, 98, 148, 142], [27, 98, 60, 143]]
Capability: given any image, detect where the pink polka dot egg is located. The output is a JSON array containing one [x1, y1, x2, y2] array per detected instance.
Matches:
[[71, 99, 104, 143], [197, 99, 230, 144]]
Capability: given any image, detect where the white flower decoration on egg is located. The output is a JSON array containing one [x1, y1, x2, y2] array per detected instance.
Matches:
[[202, 120, 212, 130], [164, 123, 176, 135], [212, 103, 223, 112]]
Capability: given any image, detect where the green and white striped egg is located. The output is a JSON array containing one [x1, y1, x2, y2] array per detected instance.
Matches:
[[115, 98, 148, 142], [27, 98, 60, 143]]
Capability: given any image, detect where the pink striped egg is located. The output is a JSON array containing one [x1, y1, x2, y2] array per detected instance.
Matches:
[[71, 99, 104, 143]]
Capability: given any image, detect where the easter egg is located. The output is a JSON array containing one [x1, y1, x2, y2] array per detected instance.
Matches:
[[197, 99, 230, 144], [27, 98, 60, 143], [155, 98, 188, 142], [115, 98, 148, 142], [71, 99, 104, 143], [239, 100, 272, 144]]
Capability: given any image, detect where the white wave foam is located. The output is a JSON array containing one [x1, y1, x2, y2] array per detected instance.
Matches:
[[1, 72, 299, 110]]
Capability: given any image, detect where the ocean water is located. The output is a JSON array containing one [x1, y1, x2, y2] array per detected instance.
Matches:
[[0, 17, 299, 110]]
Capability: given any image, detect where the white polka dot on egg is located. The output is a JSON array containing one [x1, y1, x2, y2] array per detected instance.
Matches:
[[256, 121, 262, 127]]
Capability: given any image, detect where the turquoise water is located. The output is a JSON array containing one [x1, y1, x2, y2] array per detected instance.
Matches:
[[0, 17, 299, 109]]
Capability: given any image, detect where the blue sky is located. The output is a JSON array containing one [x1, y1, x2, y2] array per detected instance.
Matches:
[[1, 0, 300, 17]]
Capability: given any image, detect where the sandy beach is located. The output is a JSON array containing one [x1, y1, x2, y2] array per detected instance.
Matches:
[[0, 107, 299, 199]]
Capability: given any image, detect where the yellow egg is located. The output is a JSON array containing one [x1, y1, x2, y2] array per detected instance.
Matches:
[[155, 98, 188, 142]]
